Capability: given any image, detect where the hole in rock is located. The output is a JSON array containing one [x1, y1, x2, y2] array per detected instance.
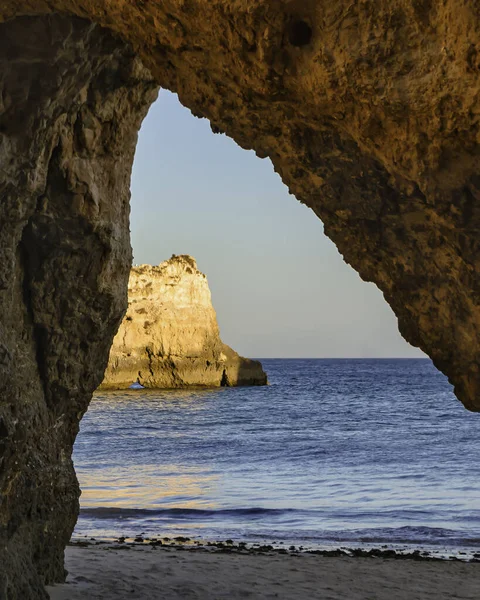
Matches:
[[5, 16, 476, 599], [287, 20, 313, 47], [72, 92, 479, 566], [129, 91, 420, 359]]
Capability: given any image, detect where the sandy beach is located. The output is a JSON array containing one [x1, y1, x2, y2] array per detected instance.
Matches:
[[47, 543, 480, 600]]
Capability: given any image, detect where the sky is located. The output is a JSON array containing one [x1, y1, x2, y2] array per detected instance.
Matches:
[[130, 90, 424, 359]]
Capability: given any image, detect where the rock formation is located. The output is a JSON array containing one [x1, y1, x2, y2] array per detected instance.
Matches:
[[101, 256, 267, 389], [0, 15, 159, 600], [1, 2, 480, 598]]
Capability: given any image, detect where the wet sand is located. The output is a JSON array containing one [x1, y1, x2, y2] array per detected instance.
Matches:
[[47, 542, 480, 599]]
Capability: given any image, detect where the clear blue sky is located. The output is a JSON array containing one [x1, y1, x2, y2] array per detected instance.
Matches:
[[130, 91, 424, 359]]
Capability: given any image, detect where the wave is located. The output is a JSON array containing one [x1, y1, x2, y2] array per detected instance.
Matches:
[[78, 507, 480, 547], [80, 507, 297, 520], [80, 506, 480, 523]]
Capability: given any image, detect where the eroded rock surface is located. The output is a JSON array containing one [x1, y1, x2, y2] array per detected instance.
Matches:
[[0, 15, 158, 599], [1, 0, 479, 410], [1, 2, 480, 599], [101, 255, 267, 389]]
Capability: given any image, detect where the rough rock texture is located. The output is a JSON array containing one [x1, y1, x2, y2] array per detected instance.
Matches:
[[0, 2, 480, 598], [0, 15, 158, 599], [1, 1, 479, 411], [101, 255, 267, 389]]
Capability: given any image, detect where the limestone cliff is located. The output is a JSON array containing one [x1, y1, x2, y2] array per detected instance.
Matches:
[[101, 256, 267, 389]]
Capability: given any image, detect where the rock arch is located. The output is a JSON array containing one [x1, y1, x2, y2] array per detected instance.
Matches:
[[0, 2, 480, 597]]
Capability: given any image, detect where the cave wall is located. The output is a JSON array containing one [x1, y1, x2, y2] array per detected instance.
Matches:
[[0, 16, 158, 599], [0, 1, 480, 598], [1, 0, 478, 409]]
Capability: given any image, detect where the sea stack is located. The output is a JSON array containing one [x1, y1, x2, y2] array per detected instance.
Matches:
[[100, 255, 267, 389]]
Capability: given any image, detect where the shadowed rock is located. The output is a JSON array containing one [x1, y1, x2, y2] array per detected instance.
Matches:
[[0, 15, 158, 599], [100, 255, 267, 389]]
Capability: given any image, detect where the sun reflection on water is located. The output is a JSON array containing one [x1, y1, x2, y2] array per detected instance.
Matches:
[[78, 464, 219, 510]]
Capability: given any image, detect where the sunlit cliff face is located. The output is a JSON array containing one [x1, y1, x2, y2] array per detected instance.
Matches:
[[101, 257, 267, 389], [1, 2, 480, 598]]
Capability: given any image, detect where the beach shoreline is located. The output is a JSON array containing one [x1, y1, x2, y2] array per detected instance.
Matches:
[[46, 540, 480, 600], [68, 534, 480, 561]]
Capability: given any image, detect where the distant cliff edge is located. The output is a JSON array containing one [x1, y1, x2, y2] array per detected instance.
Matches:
[[100, 255, 267, 389]]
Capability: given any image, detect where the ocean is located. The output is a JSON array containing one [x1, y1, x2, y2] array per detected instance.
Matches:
[[74, 359, 480, 557]]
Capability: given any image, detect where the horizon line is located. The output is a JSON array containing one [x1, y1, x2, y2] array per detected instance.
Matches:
[[252, 356, 429, 360]]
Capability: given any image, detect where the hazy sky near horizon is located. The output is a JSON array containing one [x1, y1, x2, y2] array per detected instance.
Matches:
[[130, 91, 424, 359]]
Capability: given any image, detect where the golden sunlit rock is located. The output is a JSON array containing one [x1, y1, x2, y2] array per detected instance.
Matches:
[[101, 255, 266, 389]]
